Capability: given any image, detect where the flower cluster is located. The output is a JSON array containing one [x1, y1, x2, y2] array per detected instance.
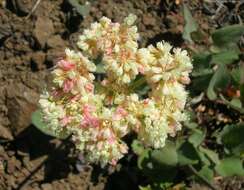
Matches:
[[39, 14, 192, 166]]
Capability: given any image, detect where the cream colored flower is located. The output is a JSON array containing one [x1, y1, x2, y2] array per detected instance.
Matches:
[[39, 15, 192, 166]]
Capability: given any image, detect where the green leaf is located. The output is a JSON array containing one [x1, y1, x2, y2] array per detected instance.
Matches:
[[151, 141, 178, 167], [220, 94, 244, 114], [184, 121, 198, 129], [188, 129, 205, 147], [138, 149, 150, 170], [138, 149, 177, 182], [68, 0, 90, 17], [231, 67, 241, 85], [131, 140, 145, 155], [191, 52, 212, 77], [215, 157, 244, 177], [211, 50, 239, 65], [219, 123, 244, 155], [31, 110, 69, 139], [212, 25, 244, 47], [182, 4, 198, 43], [198, 166, 214, 183], [199, 146, 220, 164], [230, 98, 242, 109], [192, 53, 211, 68], [197, 151, 211, 166], [177, 142, 199, 166], [190, 73, 212, 95], [207, 65, 230, 100]]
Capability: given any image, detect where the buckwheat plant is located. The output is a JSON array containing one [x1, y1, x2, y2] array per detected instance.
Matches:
[[39, 14, 192, 167]]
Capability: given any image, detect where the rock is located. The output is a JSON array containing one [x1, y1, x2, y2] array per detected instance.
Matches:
[[31, 51, 46, 70], [15, 159, 22, 170], [21, 167, 30, 176], [0, 124, 13, 140], [41, 183, 53, 190], [23, 156, 32, 171], [47, 35, 66, 49], [7, 150, 15, 157], [46, 48, 65, 65], [142, 14, 156, 26], [6, 82, 39, 136], [33, 17, 54, 48], [17, 149, 29, 157], [15, 0, 34, 15], [7, 157, 16, 174]]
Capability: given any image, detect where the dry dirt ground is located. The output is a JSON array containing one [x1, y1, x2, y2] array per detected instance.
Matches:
[[0, 0, 243, 190]]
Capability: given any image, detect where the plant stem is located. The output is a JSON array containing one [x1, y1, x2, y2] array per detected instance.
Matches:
[[187, 165, 217, 190]]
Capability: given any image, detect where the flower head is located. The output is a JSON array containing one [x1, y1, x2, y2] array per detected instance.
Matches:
[[39, 14, 192, 166]]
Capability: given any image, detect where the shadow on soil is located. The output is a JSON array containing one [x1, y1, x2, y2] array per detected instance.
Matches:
[[5, 125, 141, 190]]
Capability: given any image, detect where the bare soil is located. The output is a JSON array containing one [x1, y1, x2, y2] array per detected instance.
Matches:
[[0, 0, 243, 189]]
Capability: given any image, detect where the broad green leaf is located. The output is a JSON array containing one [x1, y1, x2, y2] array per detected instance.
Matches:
[[192, 68, 213, 77], [151, 141, 178, 167], [191, 52, 213, 77], [231, 67, 241, 85], [182, 4, 198, 43], [188, 129, 205, 147], [199, 146, 220, 164], [192, 53, 211, 77], [207, 65, 230, 100], [138, 149, 177, 182], [68, 0, 90, 17], [212, 25, 244, 47], [215, 157, 244, 177], [220, 94, 244, 114], [177, 142, 199, 166], [219, 123, 244, 155], [192, 53, 211, 67], [230, 98, 242, 109], [190, 73, 212, 95], [197, 151, 211, 166], [198, 166, 214, 183], [31, 110, 70, 139], [184, 121, 198, 129], [211, 50, 239, 65]]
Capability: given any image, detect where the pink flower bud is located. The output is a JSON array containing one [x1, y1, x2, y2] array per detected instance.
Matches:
[[101, 79, 108, 86], [143, 98, 149, 105], [138, 65, 145, 74], [85, 83, 94, 92], [113, 107, 128, 120], [58, 60, 75, 71], [180, 76, 190, 84], [63, 79, 75, 93], [111, 159, 117, 166]]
